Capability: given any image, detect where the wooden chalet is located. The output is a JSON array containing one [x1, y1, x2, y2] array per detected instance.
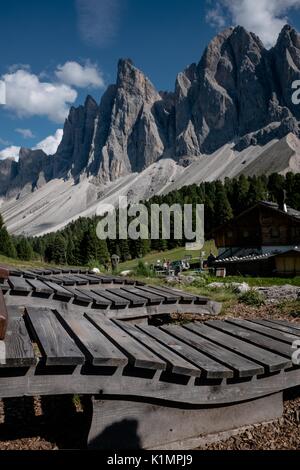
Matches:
[[212, 201, 300, 276]]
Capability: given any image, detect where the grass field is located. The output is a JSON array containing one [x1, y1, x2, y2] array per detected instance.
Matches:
[[117, 240, 217, 271]]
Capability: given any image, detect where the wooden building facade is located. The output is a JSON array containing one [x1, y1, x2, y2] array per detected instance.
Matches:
[[213, 201, 300, 258], [212, 202, 300, 276]]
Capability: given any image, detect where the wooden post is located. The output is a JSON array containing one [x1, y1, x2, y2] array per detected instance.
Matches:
[[0, 268, 9, 340]]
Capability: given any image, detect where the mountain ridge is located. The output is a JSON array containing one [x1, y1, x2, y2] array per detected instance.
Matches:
[[1, 24, 300, 235]]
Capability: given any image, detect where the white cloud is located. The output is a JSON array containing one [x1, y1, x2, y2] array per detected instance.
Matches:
[[15, 128, 35, 139], [76, 0, 122, 47], [0, 146, 20, 160], [205, 4, 226, 29], [0, 129, 64, 161], [2, 69, 77, 123], [206, 0, 300, 48], [55, 61, 104, 88], [34, 129, 63, 155]]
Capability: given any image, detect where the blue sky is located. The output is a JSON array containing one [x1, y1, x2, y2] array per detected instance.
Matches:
[[1, 0, 300, 159]]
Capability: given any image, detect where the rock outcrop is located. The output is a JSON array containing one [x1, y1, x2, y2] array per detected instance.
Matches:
[[88, 59, 173, 181], [1, 24, 300, 196]]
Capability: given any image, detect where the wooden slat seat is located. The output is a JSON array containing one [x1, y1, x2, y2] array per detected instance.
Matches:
[[184, 323, 290, 372], [227, 319, 300, 344], [149, 285, 195, 302], [8, 276, 31, 294], [114, 320, 200, 377], [122, 286, 165, 304], [106, 288, 147, 307], [161, 324, 264, 377], [57, 311, 128, 367], [205, 320, 293, 360], [42, 281, 73, 300], [139, 325, 233, 379], [25, 307, 85, 366], [1, 307, 36, 367], [263, 319, 300, 334], [27, 279, 54, 296], [137, 285, 179, 302], [91, 289, 130, 308], [63, 287, 93, 304], [76, 289, 112, 308], [85, 313, 166, 370], [75, 274, 103, 285]]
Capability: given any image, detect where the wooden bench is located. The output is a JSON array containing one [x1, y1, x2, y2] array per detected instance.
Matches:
[[0, 302, 300, 449], [2, 271, 222, 320]]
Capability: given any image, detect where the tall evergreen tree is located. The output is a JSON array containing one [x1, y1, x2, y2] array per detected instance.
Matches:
[[0, 213, 17, 258], [52, 234, 67, 264], [0, 228, 17, 258], [214, 182, 233, 225], [16, 238, 33, 261]]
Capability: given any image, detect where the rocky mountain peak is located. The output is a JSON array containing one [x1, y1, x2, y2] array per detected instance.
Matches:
[[2, 24, 300, 198]]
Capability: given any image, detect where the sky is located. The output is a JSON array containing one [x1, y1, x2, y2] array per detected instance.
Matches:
[[1, 0, 300, 160]]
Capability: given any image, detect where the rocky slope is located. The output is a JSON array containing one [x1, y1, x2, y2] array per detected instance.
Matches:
[[1, 133, 299, 236]]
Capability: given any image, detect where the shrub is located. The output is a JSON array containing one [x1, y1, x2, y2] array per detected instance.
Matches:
[[135, 261, 155, 277], [238, 289, 265, 307]]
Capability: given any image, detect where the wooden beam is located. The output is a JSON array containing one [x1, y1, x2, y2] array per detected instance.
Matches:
[[0, 289, 8, 340]]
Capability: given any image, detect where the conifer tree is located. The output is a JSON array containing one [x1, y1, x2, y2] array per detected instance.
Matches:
[[16, 238, 33, 261], [0, 213, 17, 258]]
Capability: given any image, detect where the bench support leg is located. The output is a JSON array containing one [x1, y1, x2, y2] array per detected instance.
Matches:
[[87, 392, 283, 450]]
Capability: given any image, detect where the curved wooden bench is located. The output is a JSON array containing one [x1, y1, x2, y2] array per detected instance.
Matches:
[[0, 305, 299, 449], [2, 272, 221, 319]]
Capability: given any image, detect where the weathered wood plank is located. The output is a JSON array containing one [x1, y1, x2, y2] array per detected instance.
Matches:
[[70, 275, 89, 285], [184, 323, 290, 372], [44, 275, 64, 285], [161, 324, 264, 377], [264, 319, 300, 332], [126, 286, 165, 304], [42, 281, 73, 300], [149, 285, 196, 302], [8, 276, 31, 293], [91, 289, 130, 308], [57, 311, 128, 367], [76, 274, 102, 285], [137, 285, 179, 302], [114, 320, 200, 377], [228, 319, 300, 344], [206, 320, 292, 358], [139, 325, 233, 379], [27, 279, 54, 295], [21, 270, 36, 279], [85, 313, 166, 370], [63, 286, 92, 304], [1, 306, 36, 367], [76, 288, 111, 307], [59, 275, 76, 286], [107, 288, 147, 307], [26, 307, 85, 366], [262, 320, 300, 336]]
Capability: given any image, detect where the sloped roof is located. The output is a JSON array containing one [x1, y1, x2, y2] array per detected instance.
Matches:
[[212, 200, 300, 236], [260, 201, 300, 221]]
